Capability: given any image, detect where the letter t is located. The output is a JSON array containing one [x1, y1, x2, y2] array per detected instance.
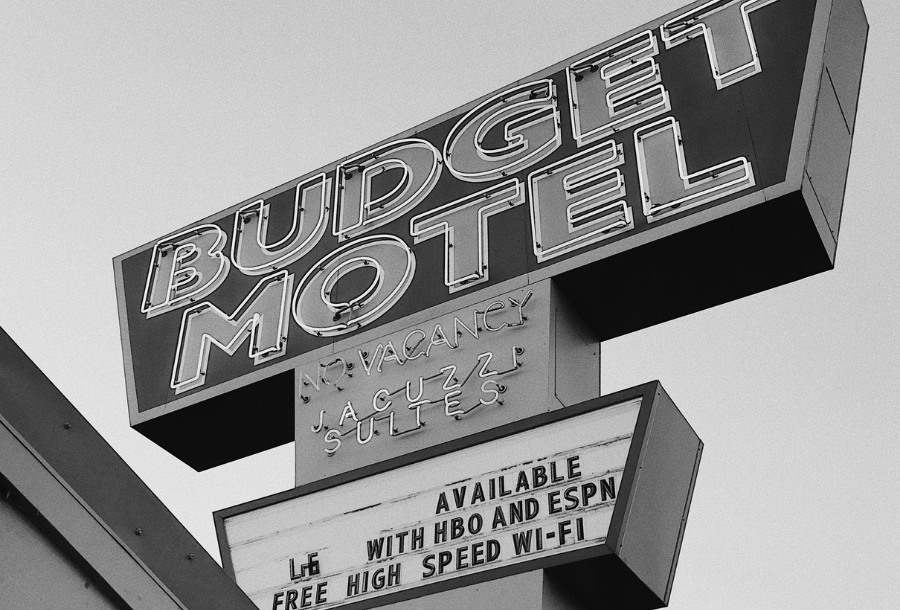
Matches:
[[410, 180, 524, 293]]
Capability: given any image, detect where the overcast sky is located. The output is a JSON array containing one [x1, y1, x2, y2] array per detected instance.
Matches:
[[1, 1, 897, 608]]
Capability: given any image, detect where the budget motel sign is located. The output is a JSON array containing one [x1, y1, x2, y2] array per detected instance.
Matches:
[[114, 0, 865, 471]]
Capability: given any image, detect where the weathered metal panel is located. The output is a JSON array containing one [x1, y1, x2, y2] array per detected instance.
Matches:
[[0, 327, 258, 610], [0, 496, 124, 610], [806, 73, 854, 239], [551, 289, 601, 409], [609, 385, 702, 605], [0, 420, 184, 610], [805, 0, 869, 239], [822, 0, 868, 133]]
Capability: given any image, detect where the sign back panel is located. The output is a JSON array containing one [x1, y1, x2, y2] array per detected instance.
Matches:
[[114, 0, 867, 469]]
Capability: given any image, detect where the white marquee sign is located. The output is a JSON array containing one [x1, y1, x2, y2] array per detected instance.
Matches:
[[220, 398, 642, 610]]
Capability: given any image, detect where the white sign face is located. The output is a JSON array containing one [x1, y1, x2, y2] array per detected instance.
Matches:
[[223, 398, 641, 610]]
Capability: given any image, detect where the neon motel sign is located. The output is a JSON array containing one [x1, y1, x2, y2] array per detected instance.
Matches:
[[114, 0, 866, 469]]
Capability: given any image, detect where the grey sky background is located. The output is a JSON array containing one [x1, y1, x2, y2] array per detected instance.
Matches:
[[1, 1, 897, 608]]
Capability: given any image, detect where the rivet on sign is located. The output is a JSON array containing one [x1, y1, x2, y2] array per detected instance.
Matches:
[[134, 528, 143, 536], [575, 73, 584, 82], [187, 553, 195, 561], [63, 422, 71, 430]]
